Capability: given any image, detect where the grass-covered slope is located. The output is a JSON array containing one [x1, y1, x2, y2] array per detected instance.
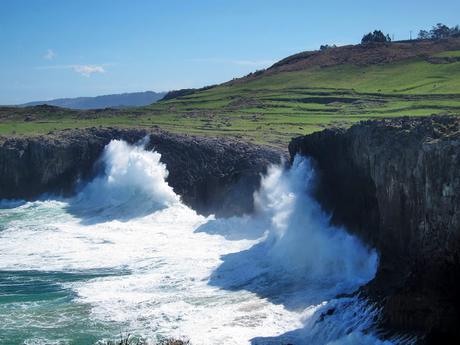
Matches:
[[2, 38, 460, 146]]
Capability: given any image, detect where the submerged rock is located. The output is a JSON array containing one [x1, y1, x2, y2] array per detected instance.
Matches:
[[0, 127, 283, 217], [289, 116, 460, 343]]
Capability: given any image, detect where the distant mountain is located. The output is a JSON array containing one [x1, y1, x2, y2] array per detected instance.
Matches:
[[20, 91, 167, 109]]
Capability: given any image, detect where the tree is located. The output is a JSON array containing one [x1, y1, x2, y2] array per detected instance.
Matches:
[[417, 23, 460, 40], [430, 23, 451, 39], [418, 30, 430, 40], [451, 25, 460, 37], [320, 44, 337, 51], [361, 30, 391, 44]]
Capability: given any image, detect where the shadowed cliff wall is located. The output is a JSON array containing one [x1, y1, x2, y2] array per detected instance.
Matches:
[[0, 128, 282, 217], [289, 116, 460, 343]]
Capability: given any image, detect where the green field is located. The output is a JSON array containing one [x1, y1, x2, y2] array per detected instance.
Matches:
[[2, 47, 460, 147]]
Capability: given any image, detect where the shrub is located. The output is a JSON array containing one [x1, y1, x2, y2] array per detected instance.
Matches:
[[418, 23, 460, 40], [361, 30, 391, 44], [320, 44, 337, 51]]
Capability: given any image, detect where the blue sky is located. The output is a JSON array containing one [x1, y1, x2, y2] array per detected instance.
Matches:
[[0, 0, 459, 104]]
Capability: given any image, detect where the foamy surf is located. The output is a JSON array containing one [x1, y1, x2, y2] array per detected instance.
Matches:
[[0, 139, 390, 345]]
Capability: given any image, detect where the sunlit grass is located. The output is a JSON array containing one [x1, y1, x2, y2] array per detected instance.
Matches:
[[2, 53, 460, 146]]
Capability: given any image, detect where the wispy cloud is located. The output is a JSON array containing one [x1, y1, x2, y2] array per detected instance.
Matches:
[[43, 49, 56, 60], [72, 65, 105, 77], [190, 58, 276, 68], [36, 64, 108, 77]]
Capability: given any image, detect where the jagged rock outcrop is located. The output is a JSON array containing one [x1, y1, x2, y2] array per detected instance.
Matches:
[[289, 116, 460, 344], [0, 128, 282, 217]]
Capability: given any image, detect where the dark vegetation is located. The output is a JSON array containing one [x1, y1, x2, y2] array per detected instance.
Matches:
[[162, 85, 217, 101], [418, 23, 460, 40], [319, 44, 337, 50], [361, 30, 392, 44]]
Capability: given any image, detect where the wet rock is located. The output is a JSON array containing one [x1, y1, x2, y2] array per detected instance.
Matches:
[[0, 127, 283, 217], [289, 116, 460, 343]]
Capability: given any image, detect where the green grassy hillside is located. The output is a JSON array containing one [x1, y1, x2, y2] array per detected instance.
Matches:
[[2, 40, 460, 147]]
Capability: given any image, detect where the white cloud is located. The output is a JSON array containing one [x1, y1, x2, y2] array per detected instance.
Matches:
[[43, 49, 55, 60], [36, 64, 107, 77], [72, 65, 105, 77]]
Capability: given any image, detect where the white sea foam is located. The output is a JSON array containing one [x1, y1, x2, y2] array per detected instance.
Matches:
[[71, 139, 179, 221], [0, 139, 389, 345], [255, 156, 378, 288]]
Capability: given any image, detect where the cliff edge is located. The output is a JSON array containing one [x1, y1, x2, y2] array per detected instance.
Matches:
[[0, 128, 282, 217], [289, 116, 460, 343]]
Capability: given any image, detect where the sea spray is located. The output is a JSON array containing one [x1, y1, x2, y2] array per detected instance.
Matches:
[[69, 139, 179, 221], [0, 140, 388, 345], [255, 155, 378, 288], [209, 155, 377, 297]]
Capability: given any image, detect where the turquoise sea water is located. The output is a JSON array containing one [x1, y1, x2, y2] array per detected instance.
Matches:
[[0, 140, 388, 345]]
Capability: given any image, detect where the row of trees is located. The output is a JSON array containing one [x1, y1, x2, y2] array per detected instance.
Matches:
[[418, 23, 460, 40], [359, 24, 459, 45], [361, 30, 391, 44], [319, 44, 337, 51], [323, 23, 458, 50]]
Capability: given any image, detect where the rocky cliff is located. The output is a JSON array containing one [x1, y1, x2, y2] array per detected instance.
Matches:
[[0, 128, 282, 217], [289, 116, 460, 343]]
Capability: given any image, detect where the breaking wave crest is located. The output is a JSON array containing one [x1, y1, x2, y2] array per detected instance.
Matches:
[[0, 139, 391, 345], [69, 138, 179, 221], [255, 155, 378, 288]]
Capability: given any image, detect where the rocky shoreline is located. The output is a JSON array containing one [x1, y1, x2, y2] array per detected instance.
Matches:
[[0, 127, 283, 217], [289, 116, 460, 344], [1, 117, 459, 343]]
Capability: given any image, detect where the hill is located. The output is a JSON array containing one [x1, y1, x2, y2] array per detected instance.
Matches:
[[2, 38, 460, 146], [19, 91, 166, 110]]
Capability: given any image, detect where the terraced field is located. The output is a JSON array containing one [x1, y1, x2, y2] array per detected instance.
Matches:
[[2, 40, 460, 147]]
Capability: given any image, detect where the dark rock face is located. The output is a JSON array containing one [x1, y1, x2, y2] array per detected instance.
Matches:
[[289, 116, 460, 343], [0, 128, 282, 217]]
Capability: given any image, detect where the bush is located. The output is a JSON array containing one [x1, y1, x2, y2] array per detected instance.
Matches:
[[361, 30, 391, 44], [418, 23, 460, 40], [320, 44, 337, 51]]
